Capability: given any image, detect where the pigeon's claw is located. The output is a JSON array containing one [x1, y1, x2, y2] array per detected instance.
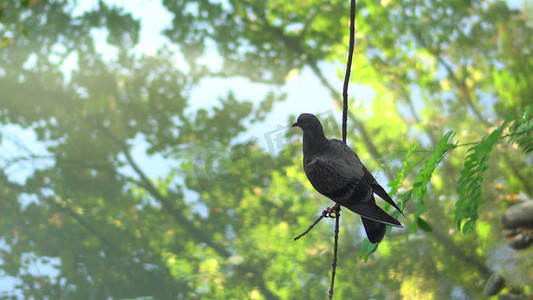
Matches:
[[322, 204, 341, 218]]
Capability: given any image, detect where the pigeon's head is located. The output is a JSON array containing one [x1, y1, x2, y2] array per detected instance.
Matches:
[[292, 113, 322, 133]]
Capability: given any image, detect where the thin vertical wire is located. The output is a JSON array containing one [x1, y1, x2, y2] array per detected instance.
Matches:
[[331, 0, 356, 298], [342, 0, 356, 144]]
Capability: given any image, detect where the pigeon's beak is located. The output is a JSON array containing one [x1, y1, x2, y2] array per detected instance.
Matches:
[[292, 122, 299, 128]]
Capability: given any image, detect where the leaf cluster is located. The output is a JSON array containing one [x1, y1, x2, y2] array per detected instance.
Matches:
[[456, 105, 533, 233]]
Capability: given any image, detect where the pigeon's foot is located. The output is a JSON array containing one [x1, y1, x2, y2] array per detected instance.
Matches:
[[322, 204, 341, 218]]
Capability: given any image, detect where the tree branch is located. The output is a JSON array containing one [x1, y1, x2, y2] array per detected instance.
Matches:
[[429, 227, 491, 278], [93, 121, 279, 299], [328, 206, 341, 300], [411, 32, 490, 127], [45, 197, 120, 251], [293, 214, 324, 240], [94, 121, 232, 258], [342, 0, 356, 144]]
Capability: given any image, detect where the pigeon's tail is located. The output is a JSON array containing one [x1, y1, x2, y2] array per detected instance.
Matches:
[[361, 217, 386, 243], [341, 200, 404, 228]]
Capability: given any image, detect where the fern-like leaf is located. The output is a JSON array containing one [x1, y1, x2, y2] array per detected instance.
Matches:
[[508, 105, 533, 153], [386, 143, 421, 212], [455, 119, 510, 233], [412, 131, 456, 218]]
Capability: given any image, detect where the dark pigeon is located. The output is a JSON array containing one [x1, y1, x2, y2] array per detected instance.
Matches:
[[293, 113, 404, 243]]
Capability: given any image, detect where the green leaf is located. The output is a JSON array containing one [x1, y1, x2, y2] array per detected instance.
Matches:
[[455, 117, 510, 233], [360, 239, 379, 262], [383, 143, 419, 216], [412, 131, 456, 217], [461, 219, 477, 234], [507, 104, 533, 153], [416, 217, 433, 232]]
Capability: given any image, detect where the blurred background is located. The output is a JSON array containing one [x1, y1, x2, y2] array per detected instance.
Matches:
[[0, 0, 532, 298]]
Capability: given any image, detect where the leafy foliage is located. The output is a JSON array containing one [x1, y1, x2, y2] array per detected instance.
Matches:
[[387, 143, 420, 201], [455, 104, 533, 234], [412, 131, 456, 218], [456, 119, 510, 233], [507, 104, 533, 153]]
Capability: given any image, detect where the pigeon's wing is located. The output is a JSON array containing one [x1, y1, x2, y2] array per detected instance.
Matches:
[[304, 157, 355, 196], [332, 139, 404, 216], [342, 200, 404, 228], [372, 183, 405, 217], [329, 139, 365, 176], [305, 155, 403, 228], [364, 168, 405, 217], [363, 169, 405, 216]]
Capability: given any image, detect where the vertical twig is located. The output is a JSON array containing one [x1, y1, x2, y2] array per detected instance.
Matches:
[[330, 0, 356, 298], [328, 206, 341, 299], [342, 0, 356, 144], [294, 1, 356, 297]]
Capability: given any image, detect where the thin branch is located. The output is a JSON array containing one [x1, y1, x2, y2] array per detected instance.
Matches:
[[306, 58, 382, 160], [0, 128, 36, 154], [342, 0, 356, 144], [332, 1, 355, 298], [294, 204, 340, 240], [449, 129, 531, 149], [328, 206, 341, 300], [2, 154, 54, 168], [293, 215, 324, 240]]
